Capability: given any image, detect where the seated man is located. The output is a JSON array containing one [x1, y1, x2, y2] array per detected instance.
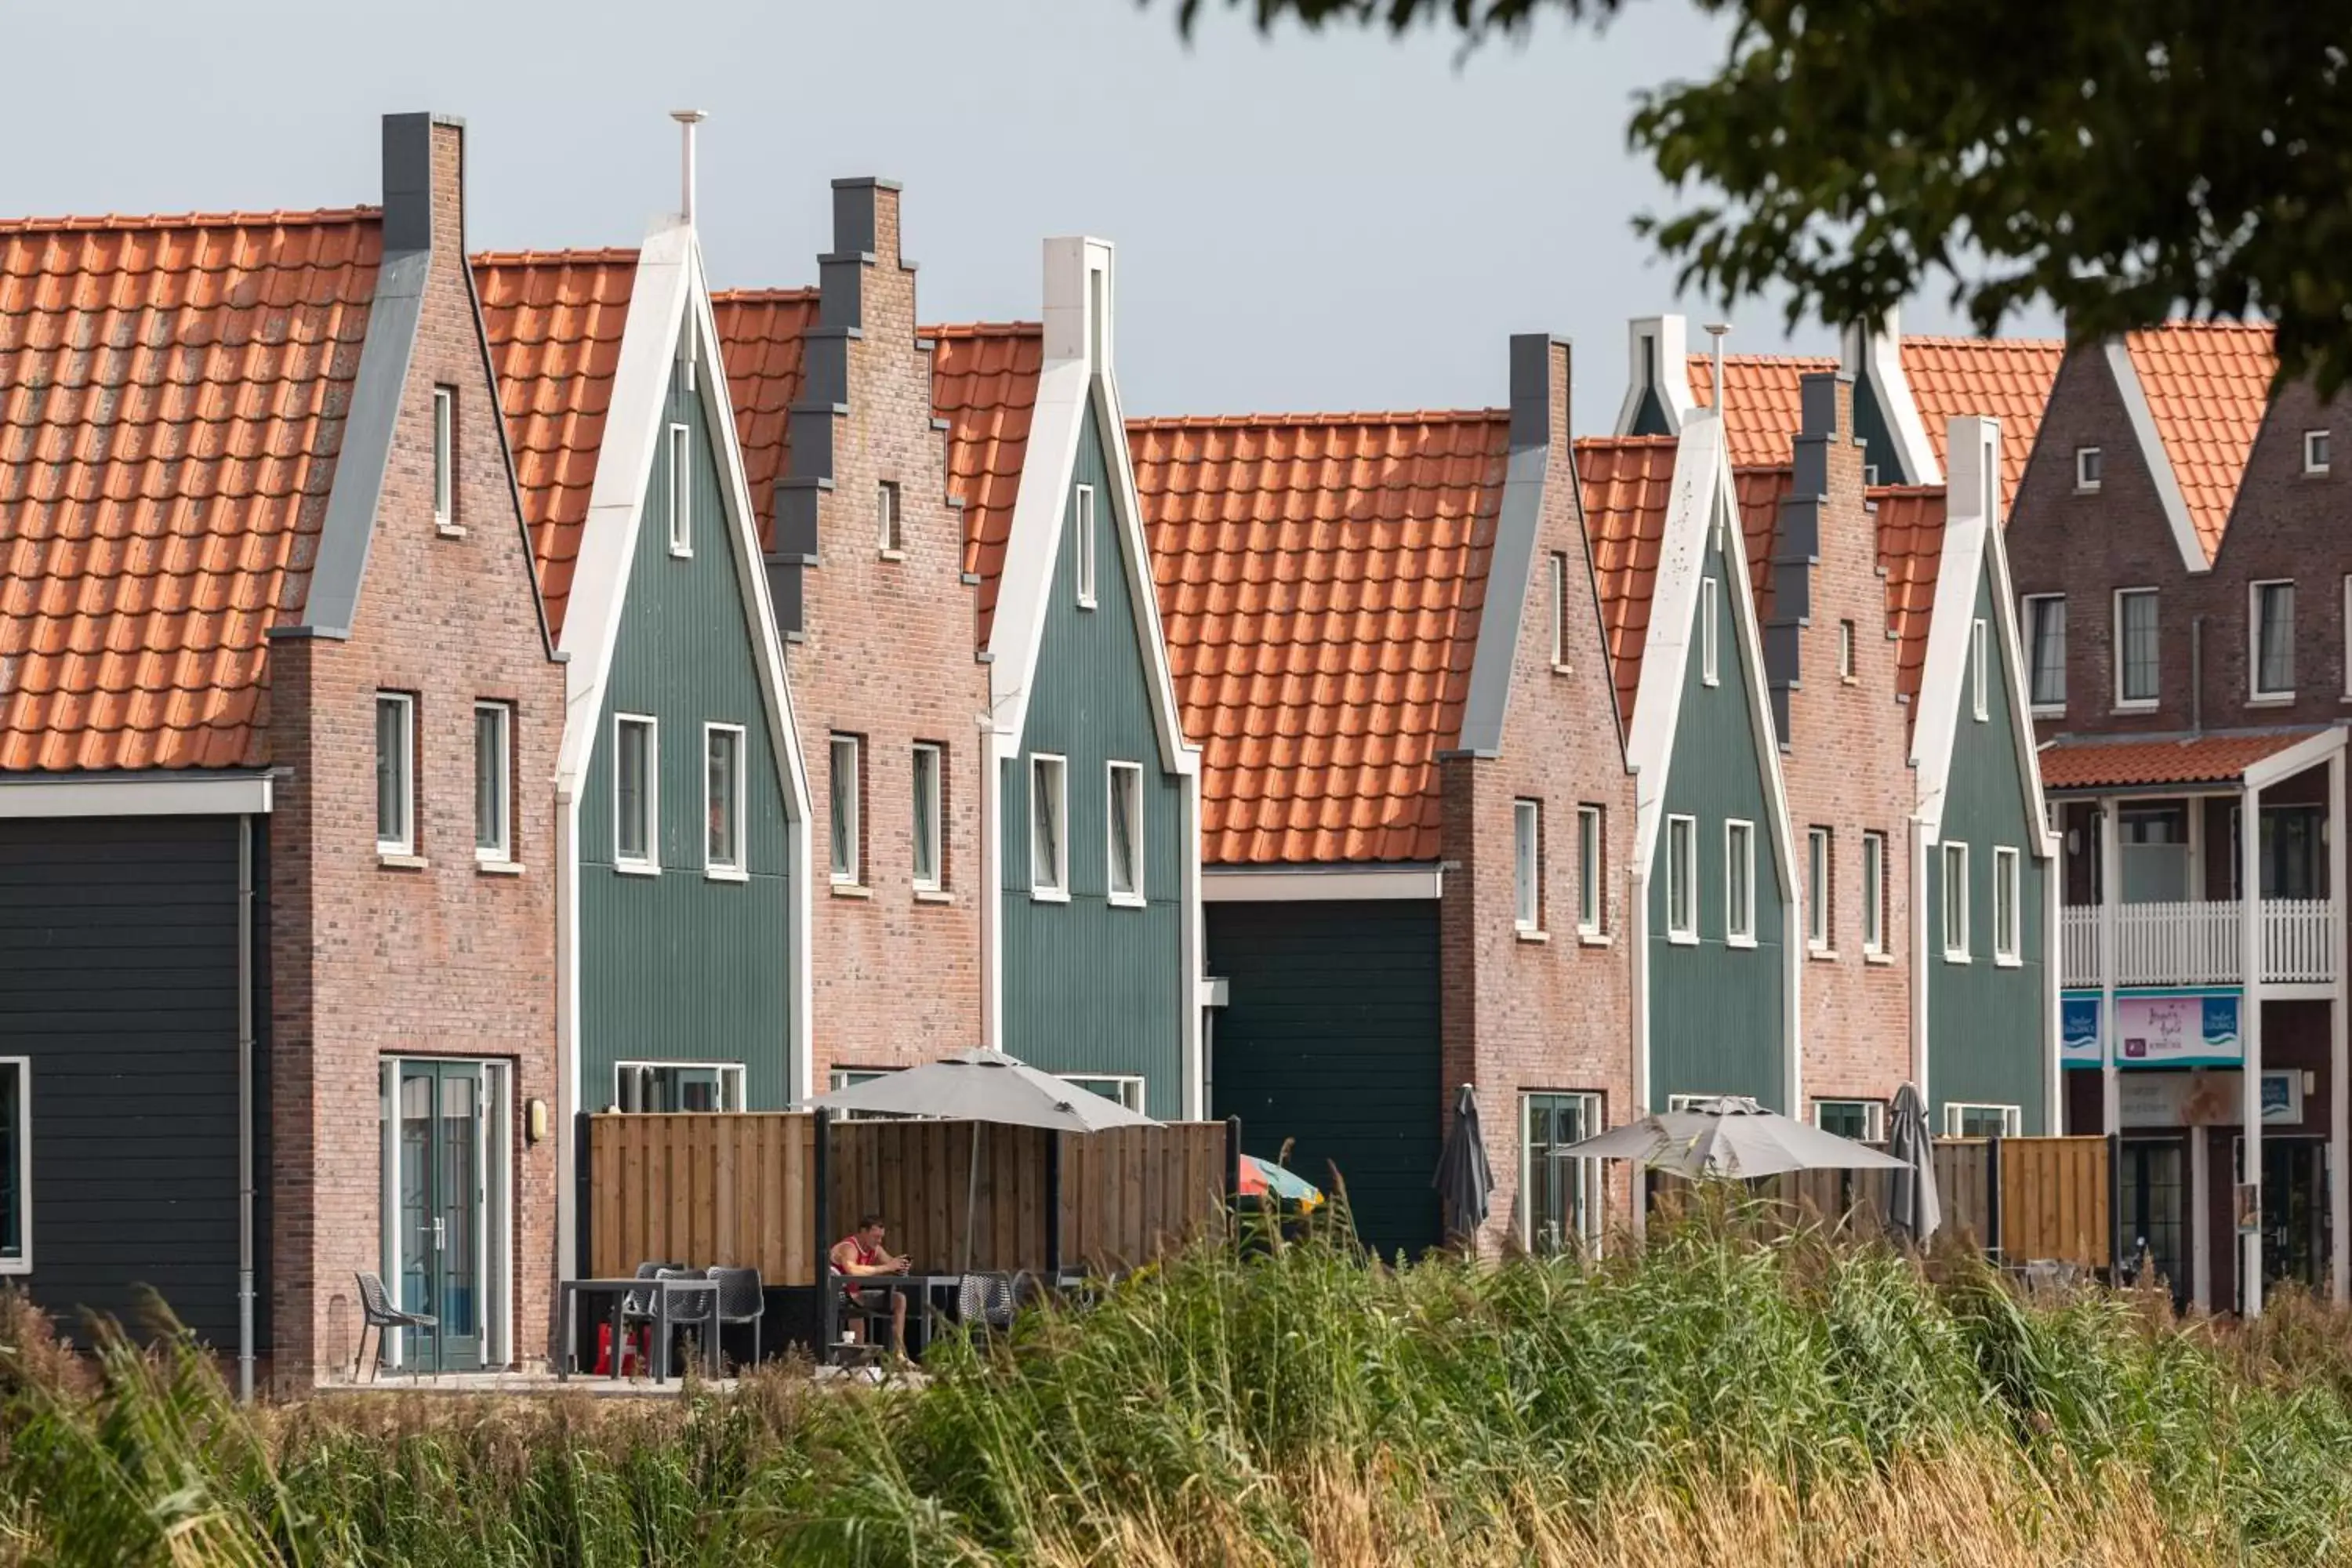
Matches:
[[829, 1213, 911, 1356]]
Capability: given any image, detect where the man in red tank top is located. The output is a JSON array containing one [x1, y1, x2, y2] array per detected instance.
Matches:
[[829, 1213, 909, 1356]]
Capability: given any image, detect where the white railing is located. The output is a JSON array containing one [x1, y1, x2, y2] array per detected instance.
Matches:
[[2059, 899, 2339, 988]]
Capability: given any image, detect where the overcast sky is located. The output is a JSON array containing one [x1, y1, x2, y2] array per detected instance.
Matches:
[[12, 0, 2058, 435]]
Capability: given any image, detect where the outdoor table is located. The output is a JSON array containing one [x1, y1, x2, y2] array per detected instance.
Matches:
[[558, 1276, 723, 1383], [833, 1273, 973, 1356]]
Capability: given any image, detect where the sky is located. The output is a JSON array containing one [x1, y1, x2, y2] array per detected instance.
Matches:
[[9, 0, 2059, 436]]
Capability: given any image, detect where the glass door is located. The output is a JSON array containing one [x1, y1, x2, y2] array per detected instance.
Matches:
[[395, 1061, 485, 1371], [2119, 1138, 2187, 1307]]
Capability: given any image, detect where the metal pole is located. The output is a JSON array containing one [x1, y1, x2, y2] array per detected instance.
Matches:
[[237, 815, 256, 1404], [2242, 779, 2265, 1317], [2099, 803, 2121, 1138], [815, 1108, 834, 1354], [2331, 746, 2349, 1302]]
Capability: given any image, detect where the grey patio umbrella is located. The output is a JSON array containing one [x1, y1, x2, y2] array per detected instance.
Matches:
[[1433, 1084, 1495, 1243], [1562, 1095, 1907, 1180], [1886, 1083, 1943, 1243]]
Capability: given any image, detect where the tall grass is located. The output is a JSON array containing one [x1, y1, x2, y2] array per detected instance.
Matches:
[[9, 1206, 2352, 1566]]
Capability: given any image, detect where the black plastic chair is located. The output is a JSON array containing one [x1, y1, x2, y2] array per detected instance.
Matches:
[[655, 1266, 714, 1376], [710, 1266, 764, 1368], [354, 1270, 436, 1381]]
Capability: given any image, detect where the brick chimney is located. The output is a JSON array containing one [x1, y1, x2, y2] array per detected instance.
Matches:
[[379, 112, 466, 256]]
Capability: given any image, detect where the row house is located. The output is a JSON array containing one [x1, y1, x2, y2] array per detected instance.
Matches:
[[0, 114, 567, 1388], [2006, 322, 2350, 1316]]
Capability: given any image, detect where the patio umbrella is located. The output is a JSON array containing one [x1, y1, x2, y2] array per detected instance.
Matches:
[[1562, 1095, 1906, 1180], [1433, 1084, 1494, 1243], [1886, 1083, 1943, 1244], [1238, 1152, 1323, 1210]]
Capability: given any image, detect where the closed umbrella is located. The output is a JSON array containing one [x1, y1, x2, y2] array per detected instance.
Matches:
[[1886, 1083, 1942, 1243], [1563, 1095, 1906, 1179], [1433, 1084, 1494, 1243]]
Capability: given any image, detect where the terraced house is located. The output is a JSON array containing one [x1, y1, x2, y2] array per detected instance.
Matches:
[[1134, 336, 1635, 1260], [2008, 321, 2350, 1317], [0, 114, 567, 1388], [474, 126, 812, 1288]]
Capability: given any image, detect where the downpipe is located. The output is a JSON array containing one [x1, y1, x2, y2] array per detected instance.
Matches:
[[237, 814, 256, 1403]]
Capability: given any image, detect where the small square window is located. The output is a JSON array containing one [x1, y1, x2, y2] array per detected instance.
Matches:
[[615, 715, 659, 869], [615, 1062, 743, 1114], [431, 387, 456, 528], [473, 701, 511, 862], [667, 423, 692, 556], [1063, 1073, 1145, 1115], [1107, 761, 1145, 906], [376, 692, 416, 855], [829, 735, 862, 885], [2074, 447, 2103, 492], [705, 724, 746, 877], [877, 481, 903, 554], [1073, 485, 1098, 608], [1945, 1102, 2023, 1138], [2307, 430, 2331, 476]]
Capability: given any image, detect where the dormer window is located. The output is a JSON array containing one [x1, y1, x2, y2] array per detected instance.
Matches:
[[2074, 447, 2103, 493], [2307, 430, 2332, 476]]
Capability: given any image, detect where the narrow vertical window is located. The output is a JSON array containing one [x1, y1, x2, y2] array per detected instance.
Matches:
[[1666, 815, 1697, 940], [1942, 841, 1970, 960], [1548, 553, 1570, 668], [1725, 819, 1755, 943], [1838, 619, 1857, 680], [1861, 831, 1887, 956], [1993, 845, 2020, 963], [2024, 594, 2067, 710], [1576, 804, 1603, 935], [1073, 485, 1098, 608], [1970, 618, 1989, 720], [1700, 575, 1720, 686], [431, 386, 455, 528], [473, 701, 511, 862], [829, 735, 862, 884], [375, 693, 415, 855], [2115, 590, 2159, 706], [1107, 761, 1144, 905], [614, 716, 658, 869], [667, 422, 691, 555], [1512, 799, 1541, 932], [0, 1058, 25, 1269], [912, 742, 944, 891], [704, 724, 745, 876], [1806, 826, 1832, 950], [1031, 754, 1069, 896], [2252, 580, 2296, 698], [877, 481, 903, 555]]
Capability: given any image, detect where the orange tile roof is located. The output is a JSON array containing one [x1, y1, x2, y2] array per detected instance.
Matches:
[[2122, 321, 2278, 561], [0, 208, 383, 771], [472, 249, 637, 643], [1871, 485, 1948, 721], [710, 288, 818, 550], [1688, 354, 1836, 468], [1733, 465, 1791, 622], [1135, 410, 1508, 866], [930, 321, 1043, 648], [1899, 336, 2062, 512], [2038, 728, 2322, 791], [1575, 435, 1679, 728]]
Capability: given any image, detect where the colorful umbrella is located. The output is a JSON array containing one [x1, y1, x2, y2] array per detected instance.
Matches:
[[1239, 1153, 1323, 1209]]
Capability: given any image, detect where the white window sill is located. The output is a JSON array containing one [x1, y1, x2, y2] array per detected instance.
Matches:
[[2074, 484, 2101, 496], [2031, 704, 2065, 720], [913, 887, 953, 904], [1076, 597, 1098, 612], [1726, 935, 1758, 949], [829, 882, 872, 899], [706, 866, 750, 884], [1808, 946, 1838, 961], [0, 1258, 28, 1276], [1109, 893, 1148, 910], [1551, 662, 1574, 677], [614, 861, 661, 878], [476, 858, 524, 877], [2248, 692, 2296, 708], [2112, 700, 2158, 714], [1994, 954, 2024, 968], [378, 851, 427, 869], [1944, 951, 1973, 965], [1514, 927, 1549, 944], [1840, 676, 1859, 688], [879, 547, 906, 562], [670, 545, 693, 560], [2306, 467, 2331, 479], [1864, 949, 1894, 966], [1577, 929, 1611, 948], [1701, 677, 1720, 689], [1972, 710, 1990, 723], [1667, 931, 1700, 947], [435, 521, 466, 539], [1031, 887, 1071, 904]]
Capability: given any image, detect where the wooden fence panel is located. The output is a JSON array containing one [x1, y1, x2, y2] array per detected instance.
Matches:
[[1934, 1141, 1992, 1243], [1059, 1122, 1227, 1269], [2002, 1135, 2109, 1269], [589, 1113, 818, 1285]]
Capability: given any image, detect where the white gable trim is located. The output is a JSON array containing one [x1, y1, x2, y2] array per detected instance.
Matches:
[[1613, 314, 1695, 437], [0, 771, 272, 818], [2103, 340, 2209, 575], [1844, 310, 1942, 486]]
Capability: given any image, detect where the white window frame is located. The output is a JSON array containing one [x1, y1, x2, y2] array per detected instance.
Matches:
[[1812, 1098, 1886, 1143], [912, 742, 944, 892], [1062, 1074, 1145, 1114], [613, 714, 659, 873], [666, 421, 692, 557], [1944, 1102, 2024, 1138], [2306, 429, 2332, 476], [0, 1058, 29, 1272], [2074, 446, 2102, 492], [2023, 593, 2067, 714], [2114, 588, 2160, 710], [2250, 579, 2296, 701], [1838, 619, 1857, 681], [375, 691, 416, 856], [431, 385, 456, 529], [1106, 760, 1145, 907], [703, 722, 748, 880], [613, 1061, 744, 1115], [829, 734, 862, 886], [1993, 844, 2021, 965], [1806, 826, 1831, 952], [1942, 840, 1970, 962], [1073, 485, 1098, 609], [473, 700, 512, 864], [1576, 804, 1603, 937], [1030, 753, 1069, 900], [1512, 798, 1542, 933], [1970, 618, 1989, 720], [1861, 830, 1887, 956], [1667, 1093, 1733, 1113], [827, 1066, 898, 1121], [1666, 814, 1699, 943], [1724, 818, 1756, 947], [1700, 575, 1720, 686], [1519, 1090, 1604, 1254], [1548, 552, 1570, 670], [877, 480, 903, 556]]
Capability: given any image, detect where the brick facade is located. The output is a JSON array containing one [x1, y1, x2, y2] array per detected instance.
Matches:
[[267, 119, 564, 1387], [782, 183, 989, 1084]]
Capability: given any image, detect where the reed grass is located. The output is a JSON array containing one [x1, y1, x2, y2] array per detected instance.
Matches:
[[7, 1204, 2352, 1566]]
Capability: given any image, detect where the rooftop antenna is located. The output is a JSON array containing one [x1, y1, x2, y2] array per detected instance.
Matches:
[[1703, 321, 1733, 419], [671, 109, 707, 225]]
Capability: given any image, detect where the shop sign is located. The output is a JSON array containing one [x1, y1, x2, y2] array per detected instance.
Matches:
[[2115, 1069, 2305, 1127], [2059, 989, 2242, 1069]]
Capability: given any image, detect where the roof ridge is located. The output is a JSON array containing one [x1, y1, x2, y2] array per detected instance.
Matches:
[[710, 285, 818, 303], [1128, 408, 1506, 430], [473, 246, 642, 267], [1900, 332, 2065, 347], [1574, 433, 1681, 448], [921, 319, 1042, 338], [0, 205, 378, 234]]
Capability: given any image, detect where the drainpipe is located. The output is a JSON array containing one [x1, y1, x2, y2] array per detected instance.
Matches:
[[2241, 778, 2265, 1317], [1909, 815, 1931, 1107], [978, 715, 1003, 1051], [1627, 861, 1650, 1240], [2329, 746, 2348, 1303], [2100, 803, 2121, 1142], [554, 786, 579, 1287], [2191, 616, 2204, 735], [237, 815, 256, 1404]]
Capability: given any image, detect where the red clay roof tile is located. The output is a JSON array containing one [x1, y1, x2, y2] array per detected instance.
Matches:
[[1575, 434, 1679, 730], [0, 207, 382, 771], [1134, 409, 1508, 866], [930, 321, 1043, 648], [2038, 728, 2321, 791], [1899, 336, 2062, 512], [1733, 464, 1792, 624], [1871, 485, 1947, 726], [710, 288, 818, 551], [1688, 354, 1836, 469], [2121, 321, 2277, 561]]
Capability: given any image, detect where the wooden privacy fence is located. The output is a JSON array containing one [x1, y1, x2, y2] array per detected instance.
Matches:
[[587, 1113, 1230, 1286]]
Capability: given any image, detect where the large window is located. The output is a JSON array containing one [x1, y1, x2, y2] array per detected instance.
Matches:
[[1031, 753, 1069, 898], [829, 735, 862, 885], [376, 693, 416, 855], [1806, 826, 1833, 951], [431, 386, 456, 528], [0, 1059, 26, 1271], [2252, 579, 2296, 699], [1666, 815, 1698, 941], [1724, 820, 1755, 945], [2024, 594, 2067, 710], [473, 702, 511, 862], [912, 742, 944, 891], [614, 715, 658, 869], [704, 724, 745, 877], [1993, 846, 2021, 964], [1813, 1099, 1886, 1142], [1522, 1091, 1602, 1254], [1063, 1075, 1145, 1114], [1942, 841, 1970, 960], [1073, 485, 1098, 608], [1700, 575, 1720, 686], [1107, 761, 1145, 906], [1577, 804, 1604, 936], [667, 422, 692, 555], [1861, 830, 1887, 956], [615, 1062, 743, 1114], [2115, 589, 2160, 706]]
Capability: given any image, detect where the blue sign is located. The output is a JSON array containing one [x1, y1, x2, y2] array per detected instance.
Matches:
[[2059, 988, 2245, 1069]]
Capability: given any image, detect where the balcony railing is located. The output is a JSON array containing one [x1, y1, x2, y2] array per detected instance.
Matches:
[[2059, 898, 2339, 989]]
